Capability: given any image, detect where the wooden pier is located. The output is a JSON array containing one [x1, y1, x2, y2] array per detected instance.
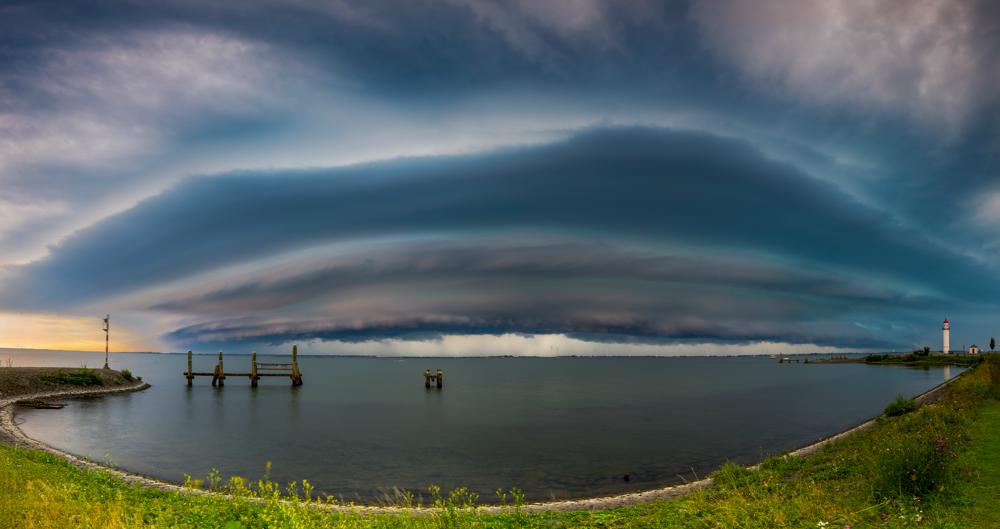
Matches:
[[184, 345, 303, 387]]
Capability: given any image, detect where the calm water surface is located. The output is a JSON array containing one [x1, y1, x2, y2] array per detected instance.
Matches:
[[7, 350, 961, 501]]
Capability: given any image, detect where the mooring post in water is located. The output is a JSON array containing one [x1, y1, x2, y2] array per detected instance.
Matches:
[[250, 351, 259, 388], [213, 351, 225, 387], [291, 344, 303, 386], [186, 350, 194, 386], [424, 369, 443, 388]]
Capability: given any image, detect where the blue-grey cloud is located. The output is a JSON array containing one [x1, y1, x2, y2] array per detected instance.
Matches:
[[1, 1, 998, 353], [2, 127, 993, 348]]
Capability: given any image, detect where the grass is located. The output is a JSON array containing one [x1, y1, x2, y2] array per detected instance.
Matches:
[[46, 368, 105, 386], [884, 394, 918, 417], [0, 367, 136, 396], [949, 403, 1000, 528], [865, 353, 983, 366], [2, 357, 1000, 528]]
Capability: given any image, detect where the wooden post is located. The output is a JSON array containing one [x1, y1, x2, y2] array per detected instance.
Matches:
[[251, 352, 259, 388], [186, 350, 193, 386], [424, 369, 431, 388], [291, 345, 303, 386], [436, 369, 443, 388], [216, 351, 225, 387]]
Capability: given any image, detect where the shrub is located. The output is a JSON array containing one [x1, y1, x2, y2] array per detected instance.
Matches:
[[120, 369, 134, 381], [884, 395, 917, 417], [871, 407, 963, 499], [53, 368, 103, 386]]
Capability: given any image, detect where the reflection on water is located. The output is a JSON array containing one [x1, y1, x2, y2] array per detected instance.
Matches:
[[7, 349, 963, 501]]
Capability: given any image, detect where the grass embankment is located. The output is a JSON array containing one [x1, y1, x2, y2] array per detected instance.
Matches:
[[0, 367, 139, 399], [2, 358, 1000, 528], [864, 353, 983, 367]]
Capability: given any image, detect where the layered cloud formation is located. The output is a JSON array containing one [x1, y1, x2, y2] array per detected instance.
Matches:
[[1, 1, 998, 354]]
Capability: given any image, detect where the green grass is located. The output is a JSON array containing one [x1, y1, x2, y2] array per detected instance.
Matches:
[[943, 402, 1000, 528], [865, 353, 983, 366], [44, 368, 105, 386], [884, 394, 918, 417], [3, 356, 1000, 528]]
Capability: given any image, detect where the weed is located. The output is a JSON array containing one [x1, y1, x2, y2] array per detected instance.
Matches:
[[47, 368, 103, 386], [884, 395, 918, 417]]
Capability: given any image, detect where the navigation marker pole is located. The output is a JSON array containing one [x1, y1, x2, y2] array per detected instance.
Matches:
[[103, 314, 110, 369]]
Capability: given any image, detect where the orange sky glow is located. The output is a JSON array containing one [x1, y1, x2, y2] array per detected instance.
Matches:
[[0, 312, 151, 352]]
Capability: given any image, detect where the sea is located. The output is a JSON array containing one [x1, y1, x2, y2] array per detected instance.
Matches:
[[4, 349, 961, 502]]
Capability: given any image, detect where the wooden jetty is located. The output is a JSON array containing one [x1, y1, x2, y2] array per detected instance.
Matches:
[[424, 369, 444, 388], [184, 345, 303, 387]]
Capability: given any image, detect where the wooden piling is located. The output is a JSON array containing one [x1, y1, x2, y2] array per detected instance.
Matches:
[[215, 351, 225, 387], [424, 369, 443, 388], [186, 350, 194, 386], [290, 345, 302, 386], [250, 352, 259, 388]]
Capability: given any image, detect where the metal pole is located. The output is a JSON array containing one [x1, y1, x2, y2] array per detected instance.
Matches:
[[103, 315, 110, 369]]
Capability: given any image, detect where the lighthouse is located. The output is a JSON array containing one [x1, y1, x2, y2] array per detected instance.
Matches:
[[942, 318, 950, 355]]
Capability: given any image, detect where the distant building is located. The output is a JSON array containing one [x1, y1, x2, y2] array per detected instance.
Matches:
[[969, 344, 979, 355], [943, 318, 950, 355]]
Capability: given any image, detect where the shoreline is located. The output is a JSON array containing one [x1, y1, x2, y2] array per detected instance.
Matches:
[[0, 367, 968, 513]]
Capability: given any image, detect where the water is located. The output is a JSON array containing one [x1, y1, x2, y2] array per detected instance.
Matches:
[[6, 349, 960, 502]]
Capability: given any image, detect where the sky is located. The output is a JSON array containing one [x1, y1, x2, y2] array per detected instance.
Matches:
[[0, 0, 998, 356]]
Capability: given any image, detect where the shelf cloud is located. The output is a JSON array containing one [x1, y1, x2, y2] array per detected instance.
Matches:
[[1, 1, 997, 354]]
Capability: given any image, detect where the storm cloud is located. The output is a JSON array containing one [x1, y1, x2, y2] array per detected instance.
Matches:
[[2, 127, 991, 349], [1, 1, 998, 354]]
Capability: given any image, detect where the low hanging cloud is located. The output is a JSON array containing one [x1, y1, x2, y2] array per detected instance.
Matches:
[[0, 126, 991, 349]]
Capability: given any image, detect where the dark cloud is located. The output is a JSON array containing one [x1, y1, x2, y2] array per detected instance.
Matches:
[[2, 1, 998, 352], [2, 127, 992, 348], [149, 241, 905, 315]]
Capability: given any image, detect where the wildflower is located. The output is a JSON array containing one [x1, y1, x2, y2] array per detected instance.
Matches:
[[816, 522, 829, 528]]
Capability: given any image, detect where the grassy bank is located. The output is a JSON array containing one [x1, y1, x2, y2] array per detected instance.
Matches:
[[2, 358, 1000, 528], [0, 366, 139, 398], [864, 353, 984, 367]]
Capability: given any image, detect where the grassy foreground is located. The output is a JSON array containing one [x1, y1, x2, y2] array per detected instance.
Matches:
[[3, 359, 1000, 529]]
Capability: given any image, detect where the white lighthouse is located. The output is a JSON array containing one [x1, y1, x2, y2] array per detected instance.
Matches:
[[942, 318, 950, 355]]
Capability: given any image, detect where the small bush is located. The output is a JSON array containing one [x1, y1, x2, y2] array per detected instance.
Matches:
[[871, 407, 962, 499], [120, 369, 134, 381], [884, 395, 917, 417], [53, 368, 103, 386]]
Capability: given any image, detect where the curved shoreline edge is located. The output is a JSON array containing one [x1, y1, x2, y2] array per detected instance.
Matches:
[[0, 368, 969, 514]]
